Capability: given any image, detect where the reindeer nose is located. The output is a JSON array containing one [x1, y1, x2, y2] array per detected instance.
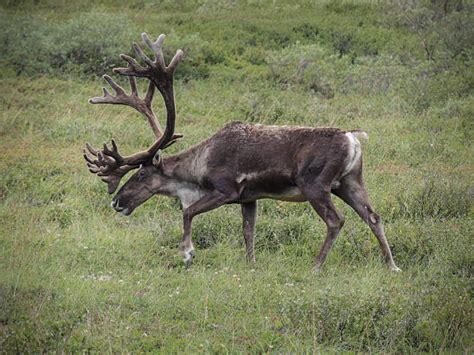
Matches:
[[111, 198, 123, 211]]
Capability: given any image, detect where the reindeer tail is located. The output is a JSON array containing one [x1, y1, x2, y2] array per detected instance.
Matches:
[[349, 129, 369, 141]]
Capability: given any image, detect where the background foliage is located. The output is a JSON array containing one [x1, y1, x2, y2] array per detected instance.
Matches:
[[0, 0, 472, 352]]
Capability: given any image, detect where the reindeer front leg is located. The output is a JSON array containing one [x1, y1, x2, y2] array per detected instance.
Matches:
[[241, 201, 257, 263], [180, 188, 239, 263]]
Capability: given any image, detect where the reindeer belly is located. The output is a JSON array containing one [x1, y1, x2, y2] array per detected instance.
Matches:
[[236, 171, 306, 203], [265, 186, 306, 202]]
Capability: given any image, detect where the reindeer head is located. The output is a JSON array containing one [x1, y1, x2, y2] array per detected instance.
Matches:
[[111, 156, 170, 215], [83, 33, 183, 214]]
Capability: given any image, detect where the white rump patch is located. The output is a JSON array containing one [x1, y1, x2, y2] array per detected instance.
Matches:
[[350, 130, 369, 140], [341, 131, 366, 177]]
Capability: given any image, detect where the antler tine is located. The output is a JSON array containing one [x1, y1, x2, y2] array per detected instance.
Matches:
[[142, 33, 166, 68], [129, 76, 139, 97], [144, 81, 155, 109], [89, 75, 127, 105], [103, 75, 126, 96], [132, 42, 155, 68], [88, 74, 163, 138], [85, 142, 98, 156], [84, 141, 121, 173], [84, 141, 138, 194], [89, 74, 127, 104], [114, 54, 148, 77], [101, 140, 124, 167], [114, 33, 183, 76], [139, 33, 184, 74], [167, 49, 184, 74]]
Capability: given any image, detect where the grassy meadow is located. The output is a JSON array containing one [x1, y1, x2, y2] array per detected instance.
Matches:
[[0, 0, 473, 352]]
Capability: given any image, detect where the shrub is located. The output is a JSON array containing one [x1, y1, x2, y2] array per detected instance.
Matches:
[[384, 0, 473, 65], [0, 12, 138, 77], [265, 43, 341, 96], [341, 54, 411, 95], [400, 61, 473, 112]]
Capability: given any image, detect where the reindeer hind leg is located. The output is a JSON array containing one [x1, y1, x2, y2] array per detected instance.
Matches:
[[333, 173, 401, 272]]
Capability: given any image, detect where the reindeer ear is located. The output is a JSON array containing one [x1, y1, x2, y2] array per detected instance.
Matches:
[[152, 151, 163, 168]]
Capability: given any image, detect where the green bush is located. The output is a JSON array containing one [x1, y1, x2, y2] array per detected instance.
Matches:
[[384, 0, 473, 64], [341, 54, 411, 95], [400, 61, 473, 112], [265, 43, 340, 96], [0, 12, 138, 77]]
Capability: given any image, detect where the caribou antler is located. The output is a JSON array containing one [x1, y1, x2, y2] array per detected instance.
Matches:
[[84, 33, 184, 193], [89, 75, 162, 138], [113, 33, 184, 149], [83, 142, 134, 194]]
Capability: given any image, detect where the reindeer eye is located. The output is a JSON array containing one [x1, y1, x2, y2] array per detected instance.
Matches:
[[137, 170, 146, 180]]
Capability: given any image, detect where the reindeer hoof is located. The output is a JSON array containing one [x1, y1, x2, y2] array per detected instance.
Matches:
[[389, 265, 402, 272], [312, 265, 323, 274], [182, 248, 196, 264]]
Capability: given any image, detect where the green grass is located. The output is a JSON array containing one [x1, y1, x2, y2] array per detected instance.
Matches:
[[1, 1, 473, 352]]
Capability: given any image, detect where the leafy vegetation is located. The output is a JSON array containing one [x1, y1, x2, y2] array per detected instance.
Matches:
[[0, 0, 472, 352]]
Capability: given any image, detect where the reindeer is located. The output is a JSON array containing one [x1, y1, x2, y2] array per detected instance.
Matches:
[[84, 33, 401, 272]]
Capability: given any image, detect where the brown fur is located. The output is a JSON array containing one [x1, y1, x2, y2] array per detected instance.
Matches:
[[163, 122, 347, 198]]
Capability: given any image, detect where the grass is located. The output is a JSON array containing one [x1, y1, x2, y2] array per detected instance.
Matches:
[[1, 0, 473, 352]]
